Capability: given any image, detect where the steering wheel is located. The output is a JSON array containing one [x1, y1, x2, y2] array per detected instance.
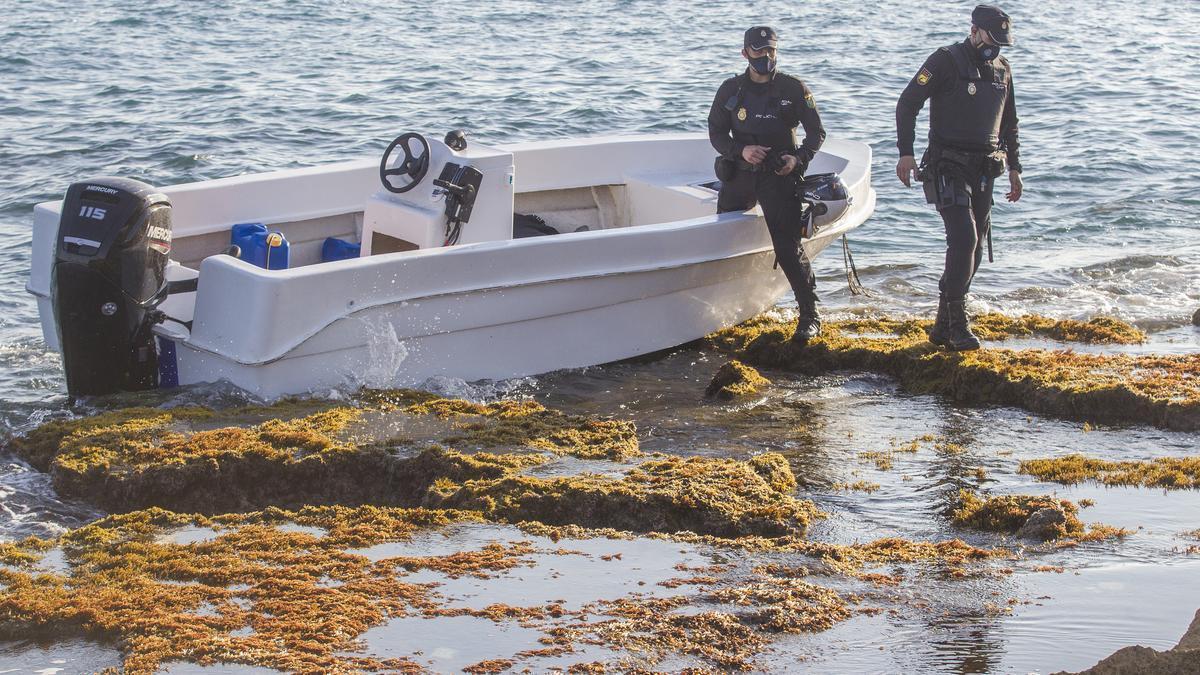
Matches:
[[379, 132, 430, 194]]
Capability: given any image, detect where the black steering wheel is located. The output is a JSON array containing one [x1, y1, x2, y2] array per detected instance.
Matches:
[[379, 132, 430, 194]]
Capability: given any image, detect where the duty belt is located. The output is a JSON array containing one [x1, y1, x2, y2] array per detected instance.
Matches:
[[735, 159, 767, 173], [931, 145, 1005, 168]]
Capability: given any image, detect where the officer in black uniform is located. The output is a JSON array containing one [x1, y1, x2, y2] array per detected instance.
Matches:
[[708, 26, 827, 344], [896, 5, 1023, 351]]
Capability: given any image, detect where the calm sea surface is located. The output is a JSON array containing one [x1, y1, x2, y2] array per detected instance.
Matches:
[[1, 1, 1199, 672]]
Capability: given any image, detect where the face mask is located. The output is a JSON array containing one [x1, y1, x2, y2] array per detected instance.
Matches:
[[976, 39, 1001, 62], [749, 54, 776, 75]]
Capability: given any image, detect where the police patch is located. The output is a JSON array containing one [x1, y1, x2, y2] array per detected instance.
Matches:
[[737, 107, 747, 121], [805, 93, 816, 109], [967, 82, 977, 95], [917, 68, 932, 85]]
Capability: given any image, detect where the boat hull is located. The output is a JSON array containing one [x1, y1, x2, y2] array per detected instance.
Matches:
[[28, 133, 875, 398], [176, 248, 791, 396]]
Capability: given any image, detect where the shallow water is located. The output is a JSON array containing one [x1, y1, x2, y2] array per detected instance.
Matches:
[[2, 0, 1199, 671]]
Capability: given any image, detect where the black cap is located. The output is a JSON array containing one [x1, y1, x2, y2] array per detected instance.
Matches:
[[744, 26, 778, 51], [972, 5, 1014, 46]]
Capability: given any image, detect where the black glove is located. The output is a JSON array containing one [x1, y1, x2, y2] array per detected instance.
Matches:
[[766, 150, 790, 173]]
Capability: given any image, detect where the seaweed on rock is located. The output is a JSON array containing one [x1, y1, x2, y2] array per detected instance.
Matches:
[[2, 393, 641, 514], [425, 454, 819, 538], [1019, 454, 1200, 490], [705, 360, 771, 400], [0, 506, 483, 673], [0, 390, 1030, 672], [949, 490, 1130, 542], [705, 314, 1199, 431]]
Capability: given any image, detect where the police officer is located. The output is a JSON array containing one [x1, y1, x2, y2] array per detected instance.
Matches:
[[896, 5, 1023, 351], [709, 26, 827, 344]]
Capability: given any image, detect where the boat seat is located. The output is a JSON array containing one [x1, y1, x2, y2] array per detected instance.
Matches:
[[622, 171, 719, 227]]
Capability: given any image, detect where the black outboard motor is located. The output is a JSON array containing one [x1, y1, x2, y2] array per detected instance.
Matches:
[[52, 178, 172, 396], [798, 172, 851, 232]]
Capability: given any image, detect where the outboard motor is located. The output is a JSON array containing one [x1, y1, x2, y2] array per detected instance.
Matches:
[[52, 178, 172, 396], [799, 172, 852, 231]]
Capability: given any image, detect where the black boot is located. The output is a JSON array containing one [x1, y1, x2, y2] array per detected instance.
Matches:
[[791, 296, 822, 345], [944, 298, 981, 351], [928, 295, 949, 347]]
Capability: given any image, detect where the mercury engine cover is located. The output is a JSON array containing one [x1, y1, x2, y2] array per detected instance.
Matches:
[[800, 172, 852, 229], [52, 178, 172, 396]]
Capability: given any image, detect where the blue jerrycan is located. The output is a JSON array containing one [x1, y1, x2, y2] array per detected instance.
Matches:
[[231, 223, 289, 269]]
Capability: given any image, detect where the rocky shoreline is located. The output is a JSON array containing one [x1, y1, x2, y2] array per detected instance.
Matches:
[[0, 313, 1195, 672]]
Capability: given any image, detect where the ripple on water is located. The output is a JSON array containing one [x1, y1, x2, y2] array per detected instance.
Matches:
[[1, 0, 1199, 671], [0, 638, 123, 673]]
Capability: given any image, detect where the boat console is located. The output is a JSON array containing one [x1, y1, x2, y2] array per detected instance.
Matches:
[[361, 132, 515, 254]]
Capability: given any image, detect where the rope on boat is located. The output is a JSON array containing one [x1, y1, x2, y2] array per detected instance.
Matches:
[[841, 235, 871, 297]]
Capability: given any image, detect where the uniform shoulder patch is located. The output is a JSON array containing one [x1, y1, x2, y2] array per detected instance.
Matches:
[[805, 92, 816, 109], [917, 68, 933, 85]]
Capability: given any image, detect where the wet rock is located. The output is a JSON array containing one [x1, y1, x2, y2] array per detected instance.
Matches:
[[1178, 609, 1200, 651], [949, 490, 1128, 542], [1016, 507, 1068, 540], [1061, 608, 1200, 674], [705, 360, 770, 400], [1193, 307, 1200, 327]]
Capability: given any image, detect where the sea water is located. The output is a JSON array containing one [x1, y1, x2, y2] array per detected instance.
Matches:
[[1, 1, 1198, 671]]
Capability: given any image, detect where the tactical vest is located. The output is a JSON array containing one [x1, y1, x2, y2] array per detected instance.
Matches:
[[928, 42, 1009, 151], [724, 74, 799, 152]]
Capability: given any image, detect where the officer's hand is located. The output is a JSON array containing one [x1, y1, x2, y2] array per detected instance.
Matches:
[[1006, 170, 1023, 202], [896, 155, 918, 187], [775, 154, 798, 176], [742, 145, 769, 165]]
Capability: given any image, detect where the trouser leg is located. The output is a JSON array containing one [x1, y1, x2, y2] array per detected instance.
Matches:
[[716, 170, 757, 214], [935, 167, 983, 301], [937, 204, 979, 301], [934, 169, 987, 351], [757, 174, 816, 304], [966, 174, 995, 288]]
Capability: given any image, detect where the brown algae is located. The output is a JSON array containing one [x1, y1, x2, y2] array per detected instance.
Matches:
[[0, 506, 872, 674], [0, 506, 489, 673], [425, 453, 820, 538], [0, 389, 1049, 671], [1019, 454, 1200, 490], [706, 314, 1200, 430], [705, 360, 771, 400], [2, 393, 644, 514], [0, 505, 1015, 673], [571, 574, 852, 670], [706, 313, 1146, 354]]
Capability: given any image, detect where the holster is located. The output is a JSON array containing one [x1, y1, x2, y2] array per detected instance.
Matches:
[[984, 150, 1007, 179], [714, 156, 737, 183], [920, 147, 973, 211]]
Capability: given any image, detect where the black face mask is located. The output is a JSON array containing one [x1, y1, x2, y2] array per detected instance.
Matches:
[[976, 41, 1001, 62], [749, 54, 776, 75]]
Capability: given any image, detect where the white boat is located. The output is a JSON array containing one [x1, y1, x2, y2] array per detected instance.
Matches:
[[27, 132, 875, 399]]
